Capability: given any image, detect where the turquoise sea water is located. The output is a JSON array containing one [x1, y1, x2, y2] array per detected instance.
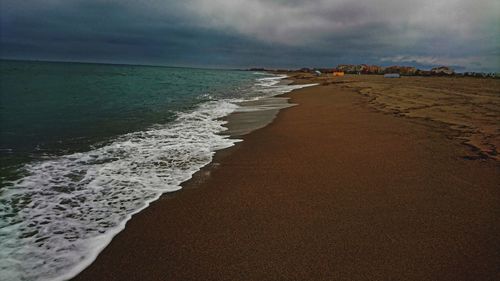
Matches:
[[0, 60, 311, 281], [1, 60, 257, 180]]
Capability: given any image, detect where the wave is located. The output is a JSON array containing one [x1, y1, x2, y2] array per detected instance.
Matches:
[[0, 74, 317, 281]]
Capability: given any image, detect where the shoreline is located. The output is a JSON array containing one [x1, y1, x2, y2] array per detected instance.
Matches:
[[74, 75, 499, 280], [54, 75, 314, 281]]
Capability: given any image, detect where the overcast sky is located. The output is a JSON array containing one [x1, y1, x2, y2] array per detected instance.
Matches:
[[1, 0, 499, 71]]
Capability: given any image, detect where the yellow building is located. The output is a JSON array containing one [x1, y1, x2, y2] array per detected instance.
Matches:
[[333, 71, 345, 77]]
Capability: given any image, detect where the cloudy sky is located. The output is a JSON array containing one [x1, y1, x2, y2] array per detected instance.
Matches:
[[1, 0, 499, 71]]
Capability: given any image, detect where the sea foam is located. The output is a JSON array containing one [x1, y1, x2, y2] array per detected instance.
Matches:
[[0, 74, 316, 281]]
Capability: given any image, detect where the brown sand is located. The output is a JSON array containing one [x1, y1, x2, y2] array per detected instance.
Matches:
[[74, 79, 499, 281], [290, 73, 500, 160]]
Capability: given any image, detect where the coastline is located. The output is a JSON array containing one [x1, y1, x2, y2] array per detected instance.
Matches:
[[74, 75, 499, 280]]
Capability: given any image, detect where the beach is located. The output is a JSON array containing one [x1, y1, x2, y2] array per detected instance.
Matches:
[[74, 74, 499, 281]]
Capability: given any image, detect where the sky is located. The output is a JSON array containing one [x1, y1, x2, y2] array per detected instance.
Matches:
[[1, 0, 499, 71]]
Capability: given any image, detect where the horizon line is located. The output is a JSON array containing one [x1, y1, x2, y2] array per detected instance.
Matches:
[[0, 58, 246, 72], [2, 57, 498, 74]]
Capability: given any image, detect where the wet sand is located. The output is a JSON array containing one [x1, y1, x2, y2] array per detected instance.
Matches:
[[223, 97, 296, 136], [74, 76, 499, 281]]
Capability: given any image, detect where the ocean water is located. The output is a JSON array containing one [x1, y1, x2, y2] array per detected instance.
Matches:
[[0, 60, 314, 281]]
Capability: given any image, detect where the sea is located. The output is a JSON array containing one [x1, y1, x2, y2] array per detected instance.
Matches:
[[0, 60, 313, 281]]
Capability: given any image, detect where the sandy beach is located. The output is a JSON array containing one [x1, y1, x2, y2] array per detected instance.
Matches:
[[74, 75, 499, 281]]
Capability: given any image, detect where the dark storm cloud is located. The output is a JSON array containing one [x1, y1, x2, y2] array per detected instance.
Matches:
[[2, 1, 196, 64], [1, 0, 499, 71]]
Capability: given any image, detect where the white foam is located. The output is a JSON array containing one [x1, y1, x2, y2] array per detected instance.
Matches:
[[0, 74, 318, 281], [251, 75, 317, 99], [0, 100, 240, 281]]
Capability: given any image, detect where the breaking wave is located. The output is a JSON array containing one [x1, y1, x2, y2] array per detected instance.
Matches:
[[0, 74, 316, 281]]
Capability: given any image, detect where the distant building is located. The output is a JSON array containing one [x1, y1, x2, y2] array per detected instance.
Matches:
[[333, 71, 345, 77], [416, 69, 432, 76], [399, 66, 417, 75], [431, 66, 454, 75], [327, 64, 491, 77], [363, 65, 382, 74], [384, 73, 400, 78], [382, 66, 416, 75], [336, 64, 357, 74]]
